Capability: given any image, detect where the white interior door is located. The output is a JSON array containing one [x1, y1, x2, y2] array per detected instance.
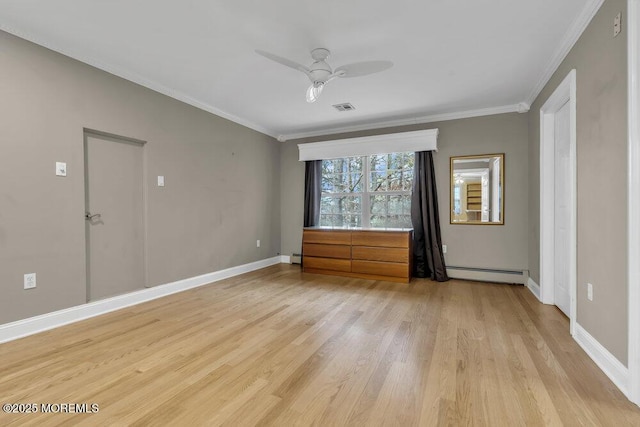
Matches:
[[554, 100, 571, 316], [85, 133, 145, 301]]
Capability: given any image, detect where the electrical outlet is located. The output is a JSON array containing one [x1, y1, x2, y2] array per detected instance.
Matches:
[[614, 12, 621, 37], [587, 283, 593, 301], [24, 273, 36, 290], [55, 162, 67, 177], [442, 244, 447, 254], [256, 240, 261, 248]]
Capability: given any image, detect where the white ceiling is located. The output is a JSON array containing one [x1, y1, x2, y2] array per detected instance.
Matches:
[[0, 0, 597, 140]]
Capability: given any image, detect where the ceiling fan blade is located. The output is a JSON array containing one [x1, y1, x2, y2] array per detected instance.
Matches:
[[326, 72, 343, 83], [255, 49, 311, 76], [335, 60, 393, 78]]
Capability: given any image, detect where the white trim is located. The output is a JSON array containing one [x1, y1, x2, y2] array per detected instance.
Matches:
[[574, 323, 629, 397], [628, 0, 640, 406], [297, 129, 438, 161], [0, 24, 278, 139], [527, 277, 542, 302], [283, 104, 523, 142], [539, 69, 577, 336], [280, 255, 291, 264], [525, 0, 604, 104], [0, 256, 282, 344]]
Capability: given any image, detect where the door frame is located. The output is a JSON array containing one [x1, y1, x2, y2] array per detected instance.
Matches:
[[539, 69, 577, 336], [83, 128, 149, 302], [628, 0, 640, 406]]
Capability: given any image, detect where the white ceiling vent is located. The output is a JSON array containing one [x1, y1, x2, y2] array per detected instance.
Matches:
[[333, 103, 355, 112]]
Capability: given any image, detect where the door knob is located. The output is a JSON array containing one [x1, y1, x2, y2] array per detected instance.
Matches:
[[85, 212, 101, 220]]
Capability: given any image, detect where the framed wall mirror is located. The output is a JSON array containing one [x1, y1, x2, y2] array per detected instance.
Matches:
[[450, 153, 504, 225]]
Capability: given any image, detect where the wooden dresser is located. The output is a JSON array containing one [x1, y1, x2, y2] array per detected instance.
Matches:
[[302, 228, 413, 283]]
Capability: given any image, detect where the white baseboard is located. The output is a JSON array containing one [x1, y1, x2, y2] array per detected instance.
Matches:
[[527, 277, 542, 301], [574, 323, 629, 397], [0, 256, 283, 345], [446, 267, 526, 284], [280, 255, 291, 264]]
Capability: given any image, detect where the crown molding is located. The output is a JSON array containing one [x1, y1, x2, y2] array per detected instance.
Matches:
[[280, 103, 526, 142], [524, 0, 605, 105], [0, 24, 278, 139]]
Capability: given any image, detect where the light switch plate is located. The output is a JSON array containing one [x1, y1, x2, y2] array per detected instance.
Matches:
[[55, 162, 67, 177], [157, 176, 165, 187]]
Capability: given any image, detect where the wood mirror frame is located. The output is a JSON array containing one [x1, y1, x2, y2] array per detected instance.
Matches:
[[450, 153, 504, 225]]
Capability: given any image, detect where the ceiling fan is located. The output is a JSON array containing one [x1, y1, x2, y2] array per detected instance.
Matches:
[[256, 48, 393, 103]]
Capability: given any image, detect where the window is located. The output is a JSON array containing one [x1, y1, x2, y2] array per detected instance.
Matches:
[[320, 152, 414, 228]]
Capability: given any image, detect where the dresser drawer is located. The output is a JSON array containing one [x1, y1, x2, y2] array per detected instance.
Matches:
[[351, 260, 409, 278], [303, 230, 351, 245], [303, 243, 351, 259], [351, 231, 409, 248], [351, 246, 408, 263], [304, 257, 351, 272]]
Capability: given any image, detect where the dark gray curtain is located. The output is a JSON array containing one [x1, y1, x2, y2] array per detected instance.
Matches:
[[411, 151, 449, 281], [304, 160, 322, 227]]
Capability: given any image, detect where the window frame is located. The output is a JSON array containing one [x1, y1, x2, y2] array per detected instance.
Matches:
[[320, 153, 414, 229]]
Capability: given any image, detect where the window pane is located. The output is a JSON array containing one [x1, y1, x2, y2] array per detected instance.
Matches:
[[320, 214, 362, 228], [319, 195, 362, 228], [369, 153, 414, 192], [402, 194, 412, 212], [322, 157, 363, 193], [368, 194, 412, 228], [320, 196, 336, 214], [370, 215, 387, 228], [370, 171, 388, 191], [370, 195, 387, 215], [370, 214, 411, 228], [403, 169, 414, 191]]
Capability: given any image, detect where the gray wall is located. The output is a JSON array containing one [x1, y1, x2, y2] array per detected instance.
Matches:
[[0, 31, 281, 324], [528, 0, 628, 363], [281, 113, 529, 272]]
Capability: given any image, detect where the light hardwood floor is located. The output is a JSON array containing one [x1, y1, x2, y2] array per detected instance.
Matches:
[[1, 264, 639, 426]]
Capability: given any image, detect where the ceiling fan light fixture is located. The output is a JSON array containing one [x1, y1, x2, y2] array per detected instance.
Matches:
[[306, 82, 324, 103]]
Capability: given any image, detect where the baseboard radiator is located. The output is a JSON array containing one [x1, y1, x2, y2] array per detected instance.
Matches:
[[446, 266, 528, 285], [291, 253, 302, 265]]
